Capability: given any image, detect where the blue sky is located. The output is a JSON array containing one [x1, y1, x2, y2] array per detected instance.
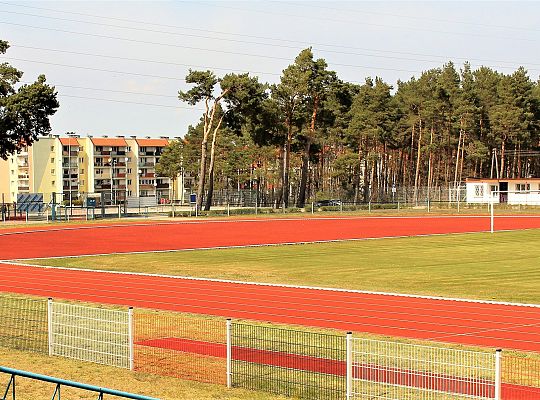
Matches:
[[2, 1, 540, 138]]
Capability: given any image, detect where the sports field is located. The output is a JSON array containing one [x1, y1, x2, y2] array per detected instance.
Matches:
[[1, 215, 540, 399]]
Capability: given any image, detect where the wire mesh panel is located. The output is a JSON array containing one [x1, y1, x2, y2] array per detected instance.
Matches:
[[351, 338, 496, 400], [0, 293, 48, 353], [50, 301, 130, 368], [133, 309, 226, 384], [231, 322, 347, 399], [502, 355, 540, 400]]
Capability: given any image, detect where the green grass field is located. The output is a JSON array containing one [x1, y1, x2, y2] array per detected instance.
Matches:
[[30, 229, 540, 304], [0, 347, 288, 400]]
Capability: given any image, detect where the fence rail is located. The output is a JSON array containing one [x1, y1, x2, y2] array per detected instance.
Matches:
[[1, 292, 540, 399], [0, 366, 158, 400]]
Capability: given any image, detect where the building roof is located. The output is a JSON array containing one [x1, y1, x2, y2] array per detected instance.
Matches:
[[135, 138, 170, 147], [59, 138, 79, 146], [466, 177, 540, 182], [91, 138, 128, 147]]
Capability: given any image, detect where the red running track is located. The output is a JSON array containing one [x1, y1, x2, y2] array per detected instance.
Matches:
[[2, 215, 540, 259]]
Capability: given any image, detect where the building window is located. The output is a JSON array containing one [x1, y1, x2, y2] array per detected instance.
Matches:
[[52, 181, 55, 185], [127, 179, 132, 185], [81, 169, 84, 174], [516, 183, 530, 192], [80, 180, 84, 185], [79, 157, 84, 163], [51, 169, 55, 174], [474, 185, 484, 197], [127, 168, 132, 174], [51, 158, 55, 163], [126, 146, 131, 152], [50, 146, 54, 151]]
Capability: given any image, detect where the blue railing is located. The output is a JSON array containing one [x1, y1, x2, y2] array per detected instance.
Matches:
[[0, 366, 159, 400]]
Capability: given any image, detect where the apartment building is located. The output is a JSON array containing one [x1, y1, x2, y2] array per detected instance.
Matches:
[[0, 145, 35, 203], [0, 135, 182, 205]]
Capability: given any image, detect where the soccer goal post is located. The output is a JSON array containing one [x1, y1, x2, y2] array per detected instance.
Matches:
[[489, 189, 540, 233]]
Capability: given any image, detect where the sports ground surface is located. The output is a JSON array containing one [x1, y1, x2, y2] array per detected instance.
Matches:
[[1, 214, 540, 354]]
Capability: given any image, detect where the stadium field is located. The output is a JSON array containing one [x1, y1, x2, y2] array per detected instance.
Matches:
[[0, 215, 539, 353]]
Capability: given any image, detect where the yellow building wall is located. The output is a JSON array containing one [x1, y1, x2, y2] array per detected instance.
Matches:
[[0, 157, 14, 203], [77, 137, 93, 196], [32, 136, 63, 203], [125, 138, 139, 197]]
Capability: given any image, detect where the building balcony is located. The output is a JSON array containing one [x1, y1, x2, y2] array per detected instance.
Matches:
[[156, 183, 169, 189], [62, 151, 78, 156], [140, 173, 155, 178], [95, 184, 112, 190], [18, 186, 30, 191]]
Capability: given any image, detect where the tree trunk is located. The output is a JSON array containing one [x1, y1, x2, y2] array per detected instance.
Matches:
[[413, 120, 422, 204], [204, 114, 225, 211], [283, 121, 293, 208], [297, 96, 319, 208], [454, 121, 463, 187], [427, 124, 434, 204], [500, 138, 506, 179]]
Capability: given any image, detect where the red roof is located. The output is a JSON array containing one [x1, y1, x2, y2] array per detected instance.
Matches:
[[91, 138, 127, 146], [59, 138, 79, 146], [136, 138, 170, 147], [466, 177, 540, 182]]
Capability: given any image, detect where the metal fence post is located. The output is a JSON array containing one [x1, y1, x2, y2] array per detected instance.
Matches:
[[495, 349, 502, 400], [490, 198, 495, 234], [346, 332, 352, 400], [226, 319, 232, 388], [312, 202, 314, 214], [47, 298, 53, 356], [227, 203, 230, 217], [128, 307, 134, 371]]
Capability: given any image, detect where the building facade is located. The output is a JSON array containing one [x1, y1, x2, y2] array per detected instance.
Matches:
[[0, 135, 183, 205], [466, 178, 540, 205]]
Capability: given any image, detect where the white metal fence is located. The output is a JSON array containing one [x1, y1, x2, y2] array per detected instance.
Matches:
[[48, 300, 133, 369], [349, 337, 498, 400], [4, 293, 536, 400]]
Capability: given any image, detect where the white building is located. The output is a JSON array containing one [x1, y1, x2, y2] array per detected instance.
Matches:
[[466, 178, 540, 205]]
